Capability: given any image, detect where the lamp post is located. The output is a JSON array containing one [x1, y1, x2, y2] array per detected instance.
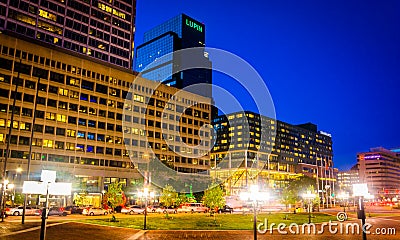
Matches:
[[338, 192, 349, 212], [138, 187, 154, 230], [353, 183, 370, 240], [0, 180, 14, 219], [39, 170, 56, 240], [303, 191, 316, 224], [240, 185, 269, 240]]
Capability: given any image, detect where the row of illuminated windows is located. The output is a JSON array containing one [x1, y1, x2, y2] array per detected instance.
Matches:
[[0, 119, 209, 148], [2, 149, 133, 169], [4, 135, 127, 155], [1, 106, 208, 138], [0, 125, 122, 144], [1, 105, 209, 139], [0, 108, 121, 130]]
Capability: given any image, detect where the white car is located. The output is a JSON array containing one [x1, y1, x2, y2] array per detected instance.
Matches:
[[121, 205, 145, 214], [6, 206, 40, 216], [177, 203, 208, 213], [82, 207, 108, 216], [155, 207, 177, 214]]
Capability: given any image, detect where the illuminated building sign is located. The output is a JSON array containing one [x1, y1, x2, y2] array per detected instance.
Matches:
[[185, 18, 203, 32], [364, 155, 381, 159], [319, 131, 332, 137], [98, 3, 126, 19]]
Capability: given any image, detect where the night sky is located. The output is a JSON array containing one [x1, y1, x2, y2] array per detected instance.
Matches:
[[134, 0, 400, 170]]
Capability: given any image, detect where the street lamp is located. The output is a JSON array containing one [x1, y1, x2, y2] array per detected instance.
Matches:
[[338, 192, 349, 212], [240, 185, 269, 240], [302, 191, 316, 224], [0, 179, 14, 221], [138, 187, 155, 230], [22, 170, 71, 240], [353, 183, 370, 240]]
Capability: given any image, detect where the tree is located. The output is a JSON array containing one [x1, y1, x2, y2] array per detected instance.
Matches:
[[203, 185, 225, 223], [13, 193, 24, 206], [281, 176, 317, 213], [159, 185, 178, 218], [104, 182, 125, 217], [176, 193, 189, 206]]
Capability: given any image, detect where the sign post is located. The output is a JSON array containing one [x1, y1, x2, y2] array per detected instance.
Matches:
[[22, 170, 71, 240], [353, 183, 369, 240]]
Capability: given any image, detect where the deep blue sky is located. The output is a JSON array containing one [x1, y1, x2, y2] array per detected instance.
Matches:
[[134, 0, 400, 170]]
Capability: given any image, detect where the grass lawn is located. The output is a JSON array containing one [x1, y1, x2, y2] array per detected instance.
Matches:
[[79, 212, 337, 230]]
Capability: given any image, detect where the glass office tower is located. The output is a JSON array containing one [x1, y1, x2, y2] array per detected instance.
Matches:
[[135, 14, 212, 98], [0, 0, 136, 69]]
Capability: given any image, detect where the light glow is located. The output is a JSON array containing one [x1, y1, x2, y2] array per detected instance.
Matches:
[[353, 183, 369, 197]]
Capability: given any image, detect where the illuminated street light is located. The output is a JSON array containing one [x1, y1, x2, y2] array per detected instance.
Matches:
[[22, 170, 71, 240], [138, 187, 155, 230], [240, 185, 269, 240], [353, 183, 370, 240], [302, 191, 316, 224], [1, 179, 14, 221]]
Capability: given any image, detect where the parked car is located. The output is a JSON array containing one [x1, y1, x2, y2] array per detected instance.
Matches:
[[82, 207, 108, 216], [5, 206, 40, 216], [177, 203, 208, 213], [47, 207, 68, 216], [64, 206, 84, 214], [121, 205, 145, 215], [218, 205, 234, 214], [155, 206, 177, 214]]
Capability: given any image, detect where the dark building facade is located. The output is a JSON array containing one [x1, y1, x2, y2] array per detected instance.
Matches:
[[0, 0, 136, 69], [135, 13, 212, 98], [211, 111, 335, 203]]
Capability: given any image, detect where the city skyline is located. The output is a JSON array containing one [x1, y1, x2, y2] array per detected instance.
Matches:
[[135, 0, 400, 170]]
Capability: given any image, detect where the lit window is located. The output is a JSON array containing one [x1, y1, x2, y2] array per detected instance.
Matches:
[[59, 88, 68, 96], [39, 9, 56, 21], [43, 139, 53, 148], [77, 131, 85, 138], [67, 129, 76, 137], [57, 114, 66, 122], [46, 112, 56, 120], [133, 94, 144, 103]]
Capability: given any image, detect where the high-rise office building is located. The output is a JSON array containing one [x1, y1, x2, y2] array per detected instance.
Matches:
[[0, 0, 136, 68], [0, 34, 211, 205], [357, 147, 400, 197], [337, 165, 359, 192], [211, 111, 335, 199], [135, 14, 212, 98]]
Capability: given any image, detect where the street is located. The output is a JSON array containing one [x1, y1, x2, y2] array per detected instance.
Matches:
[[0, 206, 398, 240]]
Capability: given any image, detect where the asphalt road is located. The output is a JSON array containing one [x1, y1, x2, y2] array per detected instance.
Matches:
[[0, 222, 139, 240], [0, 207, 399, 240]]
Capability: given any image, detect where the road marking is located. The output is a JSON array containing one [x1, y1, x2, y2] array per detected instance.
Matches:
[[0, 221, 68, 237], [127, 230, 147, 240], [72, 221, 135, 229]]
